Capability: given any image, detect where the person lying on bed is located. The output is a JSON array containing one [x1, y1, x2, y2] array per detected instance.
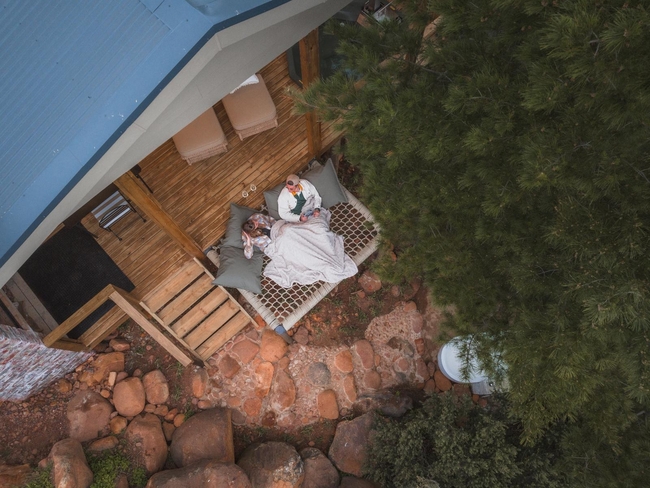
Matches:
[[278, 173, 322, 222], [242, 213, 275, 259]]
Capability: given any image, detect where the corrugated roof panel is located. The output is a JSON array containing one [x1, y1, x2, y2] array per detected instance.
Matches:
[[0, 0, 169, 216]]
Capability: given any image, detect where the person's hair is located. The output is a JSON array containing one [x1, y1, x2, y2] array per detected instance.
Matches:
[[242, 220, 255, 233]]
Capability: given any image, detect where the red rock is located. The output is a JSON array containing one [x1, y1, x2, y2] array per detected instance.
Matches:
[[232, 339, 260, 364], [329, 413, 374, 477], [270, 369, 296, 411], [165, 408, 178, 422], [427, 361, 437, 377], [116, 371, 129, 383], [67, 390, 114, 442], [358, 271, 382, 293], [113, 377, 146, 417], [363, 371, 381, 390], [243, 397, 262, 417], [255, 361, 274, 398], [57, 379, 72, 393], [100, 389, 111, 399], [293, 326, 309, 345], [190, 367, 209, 398], [434, 370, 452, 392], [403, 301, 417, 312], [277, 357, 290, 370], [143, 370, 169, 405], [88, 436, 119, 452], [125, 413, 167, 474], [144, 404, 156, 413], [227, 396, 241, 407], [154, 405, 168, 417], [109, 338, 131, 352], [343, 375, 357, 402], [318, 390, 339, 420], [0, 464, 30, 488], [109, 416, 128, 434], [173, 413, 186, 427], [393, 357, 409, 373], [161, 422, 175, 442], [197, 400, 212, 409], [334, 350, 353, 373], [49, 439, 93, 488], [259, 329, 288, 362], [415, 358, 429, 381], [147, 459, 250, 487], [89, 352, 125, 385], [423, 379, 436, 394], [414, 338, 426, 356], [218, 355, 241, 379], [253, 314, 267, 329], [352, 340, 374, 369], [390, 285, 400, 297]]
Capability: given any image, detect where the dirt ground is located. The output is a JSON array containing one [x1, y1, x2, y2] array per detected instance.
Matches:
[[0, 260, 427, 467]]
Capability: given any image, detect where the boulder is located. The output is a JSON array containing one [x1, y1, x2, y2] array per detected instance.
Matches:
[[259, 329, 287, 362], [49, 438, 93, 488], [125, 414, 167, 475], [109, 338, 131, 352], [89, 352, 125, 384], [67, 390, 113, 442], [238, 442, 304, 488], [170, 408, 234, 467], [145, 460, 251, 488], [109, 416, 128, 434], [339, 477, 382, 488], [300, 448, 339, 488], [113, 377, 146, 416], [142, 370, 170, 405], [0, 464, 30, 488], [328, 413, 375, 477]]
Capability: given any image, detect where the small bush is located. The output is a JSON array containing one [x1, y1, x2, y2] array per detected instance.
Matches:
[[24, 466, 54, 488], [87, 450, 147, 488]]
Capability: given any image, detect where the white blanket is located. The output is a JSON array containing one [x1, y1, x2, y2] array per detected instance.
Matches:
[[263, 211, 358, 288]]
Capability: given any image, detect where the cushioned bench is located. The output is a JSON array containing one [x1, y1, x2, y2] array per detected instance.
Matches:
[[172, 108, 228, 165], [222, 74, 278, 141]]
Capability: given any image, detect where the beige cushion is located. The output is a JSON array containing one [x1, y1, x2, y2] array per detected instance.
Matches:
[[222, 74, 278, 140], [172, 108, 228, 164]]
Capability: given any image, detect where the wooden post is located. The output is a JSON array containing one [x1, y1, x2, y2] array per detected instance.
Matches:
[[299, 28, 322, 158], [115, 171, 214, 272]]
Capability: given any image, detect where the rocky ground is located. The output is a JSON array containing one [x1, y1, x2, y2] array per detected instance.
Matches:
[[0, 257, 480, 487]]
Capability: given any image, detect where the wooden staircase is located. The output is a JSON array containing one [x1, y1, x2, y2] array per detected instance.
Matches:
[[139, 258, 254, 361], [43, 258, 254, 366]]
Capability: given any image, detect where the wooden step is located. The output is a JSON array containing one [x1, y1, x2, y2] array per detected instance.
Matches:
[[196, 312, 252, 359]]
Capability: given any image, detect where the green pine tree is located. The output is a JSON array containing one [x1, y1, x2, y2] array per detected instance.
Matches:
[[294, 0, 650, 483]]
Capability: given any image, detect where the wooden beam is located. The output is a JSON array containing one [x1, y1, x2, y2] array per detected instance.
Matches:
[[115, 171, 214, 272], [109, 286, 196, 367], [0, 289, 32, 331], [299, 28, 322, 158], [43, 284, 116, 347]]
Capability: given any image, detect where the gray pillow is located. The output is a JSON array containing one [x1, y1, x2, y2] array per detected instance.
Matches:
[[301, 158, 348, 208], [263, 182, 285, 220], [223, 203, 257, 249], [212, 246, 263, 294]]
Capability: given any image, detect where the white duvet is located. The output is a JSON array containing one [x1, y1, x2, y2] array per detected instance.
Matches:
[[263, 210, 358, 288]]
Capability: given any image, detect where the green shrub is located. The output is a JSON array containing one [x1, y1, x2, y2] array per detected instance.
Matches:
[[24, 466, 54, 488], [86, 450, 147, 488], [365, 393, 567, 488]]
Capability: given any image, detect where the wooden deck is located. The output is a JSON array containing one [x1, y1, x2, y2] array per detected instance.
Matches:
[[80, 53, 342, 303]]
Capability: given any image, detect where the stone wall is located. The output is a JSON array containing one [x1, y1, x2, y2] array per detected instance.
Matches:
[[0, 324, 90, 401]]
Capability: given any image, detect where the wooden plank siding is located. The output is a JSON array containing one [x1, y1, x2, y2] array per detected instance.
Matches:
[[80, 53, 342, 306]]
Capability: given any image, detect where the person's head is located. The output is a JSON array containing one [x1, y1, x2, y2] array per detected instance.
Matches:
[[242, 220, 256, 233], [285, 174, 300, 192]]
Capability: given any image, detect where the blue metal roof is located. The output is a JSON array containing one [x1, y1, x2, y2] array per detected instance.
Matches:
[[0, 0, 288, 268]]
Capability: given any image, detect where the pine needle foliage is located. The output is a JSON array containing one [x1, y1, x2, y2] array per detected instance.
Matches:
[[365, 394, 567, 488], [292, 0, 650, 476]]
